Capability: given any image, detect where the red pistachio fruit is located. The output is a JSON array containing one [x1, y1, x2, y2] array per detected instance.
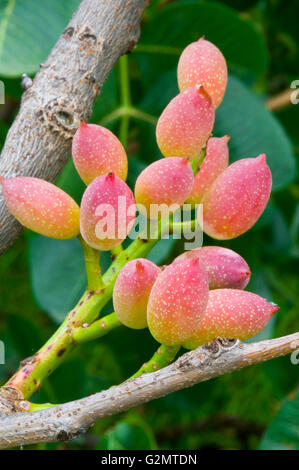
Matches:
[[175, 246, 251, 290], [147, 258, 209, 346], [202, 154, 272, 239]]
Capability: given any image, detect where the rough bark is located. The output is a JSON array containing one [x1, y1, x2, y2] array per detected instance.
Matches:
[[0, 0, 147, 254], [0, 332, 298, 449]]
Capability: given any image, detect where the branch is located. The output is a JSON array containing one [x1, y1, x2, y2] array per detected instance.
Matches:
[[0, 332, 298, 449], [0, 0, 148, 255], [266, 88, 293, 111], [0, 229, 163, 415]]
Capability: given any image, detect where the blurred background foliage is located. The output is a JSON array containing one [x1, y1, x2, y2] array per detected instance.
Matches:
[[0, 0, 298, 450]]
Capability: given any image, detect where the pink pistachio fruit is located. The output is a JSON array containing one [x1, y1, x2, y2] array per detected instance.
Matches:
[[184, 289, 279, 349], [80, 173, 136, 251], [187, 135, 229, 204], [177, 38, 228, 108], [1, 176, 80, 239], [72, 122, 128, 185], [147, 258, 209, 346], [135, 157, 194, 219], [156, 86, 215, 159], [202, 154, 272, 239], [175, 246, 250, 290], [113, 259, 161, 329]]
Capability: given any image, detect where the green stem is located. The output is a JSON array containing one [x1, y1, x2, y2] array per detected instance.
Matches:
[[78, 235, 105, 291], [111, 244, 123, 259], [4, 290, 105, 399], [101, 106, 157, 127], [130, 344, 180, 379], [26, 344, 180, 412], [72, 313, 121, 344], [27, 338, 179, 411], [2, 223, 165, 401], [169, 218, 197, 234], [29, 402, 56, 412], [120, 115, 129, 146], [119, 55, 131, 107], [119, 55, 131, 146], [190, 148, 206, 175]]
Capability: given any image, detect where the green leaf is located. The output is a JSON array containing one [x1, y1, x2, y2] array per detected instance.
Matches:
[[6, 314, 42, 358], [259, 389, 299, 450], [246, 270, 276, 341], [276, 104, 299, 147], [47, 358, 87, 403], [0, 0, 80, 77], [0, 119, 9, 151], [265, 207, 292, 256], [29, 236, 86, 323], [126, 157, 147, 190], [147, 237, 177, 265], [91, 69, 118, 123], [0, 76, 22, 99], [97, 421, 154, 450], [214, 75, 297, 191], [140, 69, 178, 114], [56, 159, 86, 205], [29, 235, 112, 323], [135, 0, 268, 86], [218, 0, 259, 10], [0, 329, 19, 383]]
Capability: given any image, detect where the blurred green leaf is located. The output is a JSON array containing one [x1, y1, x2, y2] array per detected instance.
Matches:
[[276, 104, 299, 147], [147, 237, 177, 265], [101, 325, 157, 380], [135, 0, 268, 85], [246, 270, 276, 341], [47, 358, 87, 403], [0, 0, 80, 77], [29, 236, 112, 323], [29, 236, 86, 323], [92, 69, 119, 123], [252, 202, 277, 231], [56, 159, 86, 205], [0, 328, 19, 383], [129, 119, 159, 164], [219, 0, 259, 10], [265, 207, 292, 256], [0, 119, 9, 150], [264, 354, 299, 402], [139, 69, 178, 114], [290, 203, 299, 258], [6, 314, 42, 357], [97, 421, 155, 450], [0, 77, 22, 98], [214, 75, 297, 191], [259, 389, 299, 449], [126, 157, 147, 190]]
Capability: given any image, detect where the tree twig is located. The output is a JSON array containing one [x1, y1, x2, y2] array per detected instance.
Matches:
[[0, 0, 148, 255], [0, 332, 298, 449], [0, 233, 161, 415], [266, 88, 293, 111]]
